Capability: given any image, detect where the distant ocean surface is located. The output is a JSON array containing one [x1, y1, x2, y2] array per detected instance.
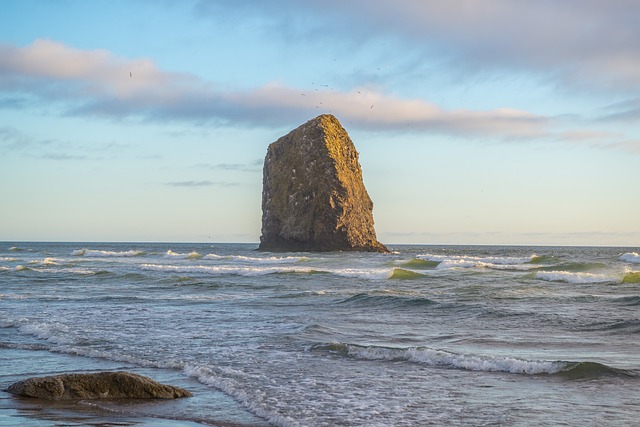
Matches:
[[1, 242, 640, 426]]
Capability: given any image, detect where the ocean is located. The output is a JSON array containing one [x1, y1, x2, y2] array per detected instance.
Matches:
[[1, 242, 639, 426]]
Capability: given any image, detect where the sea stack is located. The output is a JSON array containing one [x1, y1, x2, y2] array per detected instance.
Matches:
[[259, 114, 388, 253]]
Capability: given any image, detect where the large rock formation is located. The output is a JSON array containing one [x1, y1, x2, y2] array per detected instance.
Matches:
[[259, 114, 388, 252], [6, 372, 191, 400]]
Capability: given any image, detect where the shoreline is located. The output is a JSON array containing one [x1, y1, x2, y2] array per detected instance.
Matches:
[[0, 347, 269, 427]]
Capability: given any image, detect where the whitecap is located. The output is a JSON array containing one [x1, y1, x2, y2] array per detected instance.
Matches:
[[620, 252, 640, 264], [184, 364, 295, 427], [164, 250, 202, 259], [72, 249, 145, 257], [535, 271, 616, 284], [204, 253, 306, 264], [418, 253, 537, 270], [141, 263, 313, 277], [322, 343, 564, 375], [18, 321, 74, 345]]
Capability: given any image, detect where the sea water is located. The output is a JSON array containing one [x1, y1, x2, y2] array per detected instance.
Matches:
[[1, 242, 639, 426]]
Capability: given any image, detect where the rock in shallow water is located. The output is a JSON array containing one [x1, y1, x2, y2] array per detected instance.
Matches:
[[259, 114, 388, 253], [6, 372, 191, 400]]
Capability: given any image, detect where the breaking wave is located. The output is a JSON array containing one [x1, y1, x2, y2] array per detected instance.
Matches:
[[622, 272, 640, 284], [532, 262, 607, 273], [417, 253, 538, 271], [310, 343, 637, 379], [140, 263, 398, 280], [164, 250, 203, 259], [204, 253, 307, 264], [535, 271, 619, 284], [72, 249, 145, 257], [390, 268, 426, 280], [141, 263, 316, 277], [620, 253, 640, 264]]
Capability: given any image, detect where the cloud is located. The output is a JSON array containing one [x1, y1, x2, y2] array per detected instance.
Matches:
[[164, 180, 239, 187], [193, 161, 262, 172], [0, 125, 123, 160], [599, 98, 640, 122], [197, 0, 640, 92], [37, 152, 86, 160], [0, 126, 32, 151], [0, 39, 548, 139]]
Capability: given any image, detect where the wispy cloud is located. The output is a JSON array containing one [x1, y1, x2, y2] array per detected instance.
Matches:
[[199, 0, 640, 92], [0, 126, 32, 151], [599, 98, 640, 122], [0, 39, 549, 139], [164, 180, 239, 187], [0, 125, 125, 160], [193, 160, 262, 172], [37, 152, 86, 160]]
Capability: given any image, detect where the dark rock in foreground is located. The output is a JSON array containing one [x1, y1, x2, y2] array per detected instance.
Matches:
[[259, 114, 388, 252], [6, 372, 191, 400]]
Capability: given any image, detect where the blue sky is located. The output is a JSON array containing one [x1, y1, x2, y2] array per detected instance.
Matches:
[[1, 0, 639, 245]]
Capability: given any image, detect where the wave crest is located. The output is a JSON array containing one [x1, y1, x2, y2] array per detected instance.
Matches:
[[164, 250, 202, 259], [622, 272, 640, 284], [535, 271, 618, 284], [620, 253, 640, 264], [338, 293, 436, 308], [72, 249, 145, 257], [311, 343, 636, 378], [417, 253, 538, 270]]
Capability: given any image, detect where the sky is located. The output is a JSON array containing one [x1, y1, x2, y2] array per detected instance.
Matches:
[[1, 0, 639, 246]]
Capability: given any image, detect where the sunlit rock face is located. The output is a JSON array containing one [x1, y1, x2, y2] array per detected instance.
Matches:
[[259, 114, 388, 253]]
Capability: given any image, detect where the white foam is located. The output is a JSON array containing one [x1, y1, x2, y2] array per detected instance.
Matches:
[[141, 263, 313, 276], [418, 253, 537, 270], [164, 250, 202, 259], [620, 252, 640, 264], [18, 321, 74, 345], [141, 263, 394, 281], [333, 268, 394, 280], [184, 364, 296, 427], [0, 257, 17, 262], [19, 265, 98, 275], [341, 344, 563, 375], [204, 253, 306, 264], [72, 249, 145, 257], [535, 271, 616, 284]]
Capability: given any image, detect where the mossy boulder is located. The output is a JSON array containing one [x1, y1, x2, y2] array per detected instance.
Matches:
[[259, 114, 388, 252], [6, 372, 191, 400]]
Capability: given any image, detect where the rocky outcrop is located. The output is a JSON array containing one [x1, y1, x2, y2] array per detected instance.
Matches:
[[259, 114, 388, 252], [6, 372, 191, 400]]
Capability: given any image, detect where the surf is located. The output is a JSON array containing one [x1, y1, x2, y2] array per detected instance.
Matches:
[[620, 253, 640, 264], [72, 249, 145, 257], [534, 271, 619, 284], [310, 342, 638, 379], [417, 253, 539, 271]]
